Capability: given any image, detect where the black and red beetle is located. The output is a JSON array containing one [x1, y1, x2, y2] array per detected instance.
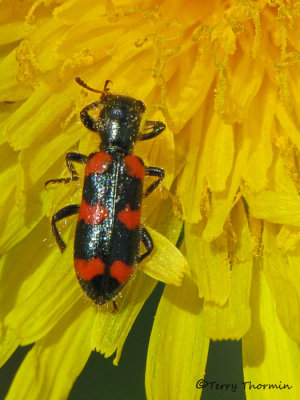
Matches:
[[47, 78, 165, 305]]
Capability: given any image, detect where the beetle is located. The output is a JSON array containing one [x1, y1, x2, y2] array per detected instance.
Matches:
[[46, 78, 165, 305]]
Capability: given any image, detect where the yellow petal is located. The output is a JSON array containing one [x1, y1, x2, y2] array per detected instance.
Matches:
[[229, 57, 264, 122], [176, 110, 206, 223], [202, 114, 234, 192], [137, 122, 175, 190], [0, 22, 32, 45], [0, 184, 45, 253], [276, 225, 300, 252], [263, 223, 300, 340], [243, 267, 300, 399], [142, 226, 188, 286], [0, 325, 20, 368], [277, 101, 300, 150], [0, 51, 32, 102], [176, 94, 235, 223], [274, 156, 299, 194], [5, 304, 94, 400], [167, 51, 215, 132], [0, 126, 86, 254], [185, 221, 231, 305], [0, 145, 19, 252], [204, 202, 253, 339], [246, 191, 300, 227], [146, 276, 209, 400], [0, 104, 22, 145], [242, 81, 275, 191], [20, 124, 84, 191], [203, 135, 250, 240], [5, 82, 78, 151], [144, 194, 183, 245], [91, 269, 157, 365], [2, 221, 81, 344], [53, 0, 108, 24]]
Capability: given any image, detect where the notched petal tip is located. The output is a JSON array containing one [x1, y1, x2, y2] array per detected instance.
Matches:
[[141, 226, 189, 286]]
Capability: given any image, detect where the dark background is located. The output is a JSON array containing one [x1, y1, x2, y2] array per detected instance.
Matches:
[[0, 283, 245, 400]]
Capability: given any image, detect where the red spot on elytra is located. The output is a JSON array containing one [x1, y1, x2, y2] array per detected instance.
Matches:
[[110, 260, 133, 283], [85, 152, 112, 176], [117, 204, 141, 230], [75, 257, 105, 280], [79, 199, 109, 224], [124, 155, 144, 181]]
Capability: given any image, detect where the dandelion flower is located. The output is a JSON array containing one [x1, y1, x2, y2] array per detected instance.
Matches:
[[1, 0, 300, 400]]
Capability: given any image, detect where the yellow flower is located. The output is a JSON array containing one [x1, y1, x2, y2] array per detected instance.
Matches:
[[1, 0, 300, 399], [0, 0, 187, 398]]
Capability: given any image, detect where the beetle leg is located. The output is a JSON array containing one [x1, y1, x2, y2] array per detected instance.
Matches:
[[51, 204, 80, 252], [140, 120, 166, 141], [112, 301, 118, 313], [138, 227, 154, 262], [45, 152, 88, 187], [80, 101, 102, 132], [143, 166, 164, 197]]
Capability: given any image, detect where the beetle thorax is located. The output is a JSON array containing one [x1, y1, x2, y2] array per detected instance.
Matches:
[[99, 94, 145, 154]]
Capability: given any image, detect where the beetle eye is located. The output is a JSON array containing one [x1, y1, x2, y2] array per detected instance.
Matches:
[[137, 100, 146, 112]]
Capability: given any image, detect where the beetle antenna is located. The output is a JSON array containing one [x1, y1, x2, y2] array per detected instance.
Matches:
[[75, 77, 112, 94], [103, 79, 112, 93]]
